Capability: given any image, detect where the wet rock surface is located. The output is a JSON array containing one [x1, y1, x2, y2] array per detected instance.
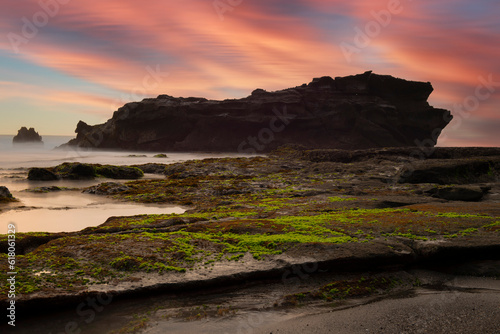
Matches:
[[0, 146, 499, 332], [61, 72, 452, 152]]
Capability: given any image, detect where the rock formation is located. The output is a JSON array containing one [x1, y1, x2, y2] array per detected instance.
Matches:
[[13, 127, 43, 144], [27, 163, 144, 181], [0, 186, 15, 203], [61, 72, 452, 152]]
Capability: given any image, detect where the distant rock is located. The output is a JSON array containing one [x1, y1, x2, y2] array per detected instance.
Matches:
[[61, 72, 452, 152], [13, 127, 43, 144]]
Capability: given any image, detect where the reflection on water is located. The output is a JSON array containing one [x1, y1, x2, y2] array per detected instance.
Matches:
[[1, 172, 185, 233], [2, 204, 184, 233], [0, 141, 258, 234]]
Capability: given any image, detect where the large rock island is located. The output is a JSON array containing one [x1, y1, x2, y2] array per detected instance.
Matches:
[[62, 72, 452, 152]]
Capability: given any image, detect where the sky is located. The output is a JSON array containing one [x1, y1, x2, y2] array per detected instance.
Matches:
[[0, 0, 498, 146]]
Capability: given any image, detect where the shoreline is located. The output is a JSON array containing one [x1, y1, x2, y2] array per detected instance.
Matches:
[[0, 146, 499, 332]]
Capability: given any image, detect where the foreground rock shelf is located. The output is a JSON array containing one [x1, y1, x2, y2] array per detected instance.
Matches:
[[0, 146, 499, 312]]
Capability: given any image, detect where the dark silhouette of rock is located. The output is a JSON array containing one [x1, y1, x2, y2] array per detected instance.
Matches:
[[61, 72, 452, 152], [68, 163, 97, 179], [13, 127, 43, 144], [28, 168, 60, 181], [0, 186, 15, 202], [27, 163, 144, 181]]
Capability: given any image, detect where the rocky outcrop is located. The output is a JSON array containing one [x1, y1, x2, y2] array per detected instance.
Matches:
[[13, 127, 43, 144], [61, 72, 452, 152], [28, 168, 60, 181], [0, 186, 16, 203], [27, 163, 144, 181]]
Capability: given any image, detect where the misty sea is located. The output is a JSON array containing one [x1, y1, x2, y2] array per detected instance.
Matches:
[[0, 135, 248, 234]]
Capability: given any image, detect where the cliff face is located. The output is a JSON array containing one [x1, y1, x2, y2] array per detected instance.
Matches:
[[63, 72, 452, 152]]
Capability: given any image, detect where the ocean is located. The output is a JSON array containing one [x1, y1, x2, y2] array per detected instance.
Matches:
[[0, 135, 251, 233]]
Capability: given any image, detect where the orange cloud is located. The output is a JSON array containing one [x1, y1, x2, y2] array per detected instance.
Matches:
[[0, 0, 498, 145]]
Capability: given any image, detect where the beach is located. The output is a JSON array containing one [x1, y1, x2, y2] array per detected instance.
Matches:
[[0, 145, 499, 333]]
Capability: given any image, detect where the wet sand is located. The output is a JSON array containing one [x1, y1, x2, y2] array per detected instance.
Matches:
[[254, 288, 500, 334], [7, 269, 499, 334]]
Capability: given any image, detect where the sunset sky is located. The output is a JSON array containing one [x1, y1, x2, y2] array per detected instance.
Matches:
[[0, 0, 498, 146]]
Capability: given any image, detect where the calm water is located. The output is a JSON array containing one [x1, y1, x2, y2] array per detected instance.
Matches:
[[0, 135, 253, 233]]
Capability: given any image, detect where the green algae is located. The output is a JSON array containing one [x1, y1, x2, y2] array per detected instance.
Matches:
[[1, 154, 499, 302]]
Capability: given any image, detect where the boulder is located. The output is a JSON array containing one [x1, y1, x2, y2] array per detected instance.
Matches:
[[0, 186, 15, 202], [28, 168, 60, 181], [61, 72, 452, 152], [51, 163, 96, 180], [13, 127, 43, 144]]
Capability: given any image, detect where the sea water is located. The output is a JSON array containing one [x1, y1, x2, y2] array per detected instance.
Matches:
[[0, 135, 251, 233]]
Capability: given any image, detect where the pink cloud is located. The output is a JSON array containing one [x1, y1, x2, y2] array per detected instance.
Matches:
[[0, 0, 498, 145]]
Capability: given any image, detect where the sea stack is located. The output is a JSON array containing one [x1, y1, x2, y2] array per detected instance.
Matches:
[[13, 127, 44, 145], [61, 72, 453, 152]]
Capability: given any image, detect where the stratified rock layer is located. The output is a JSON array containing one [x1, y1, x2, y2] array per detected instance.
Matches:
[[62, 72, 452, 152]]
